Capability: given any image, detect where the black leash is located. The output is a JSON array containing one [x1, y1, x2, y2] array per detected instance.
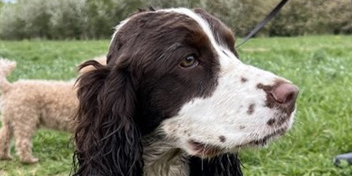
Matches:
[[236, 0, 290, 48]]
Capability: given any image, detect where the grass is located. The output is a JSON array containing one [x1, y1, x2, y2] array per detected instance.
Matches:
[[0, 35, 352, 175]]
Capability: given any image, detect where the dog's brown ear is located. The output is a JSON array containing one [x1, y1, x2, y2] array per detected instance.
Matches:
[[77, 56, 107, 76], [73, 60, 143, 176]]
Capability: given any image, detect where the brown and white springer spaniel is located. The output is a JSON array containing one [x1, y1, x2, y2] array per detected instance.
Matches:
[[73, 7, 299, 176]]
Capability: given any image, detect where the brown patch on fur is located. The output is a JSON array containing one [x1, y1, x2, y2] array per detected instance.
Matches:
[[241, 77, 248, 83], [267, 119, 276, 126], [257, 82, 277, 109], [239, 126, 246, 130], [257, 80, 297, 116], [276, 115, 289, 127], [194, 9, 238, 56], [247, 104, 255, 115], [219, 135, 226, 143]]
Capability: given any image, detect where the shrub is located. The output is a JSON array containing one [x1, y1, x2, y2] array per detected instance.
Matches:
[[0, 0, 351, 39]]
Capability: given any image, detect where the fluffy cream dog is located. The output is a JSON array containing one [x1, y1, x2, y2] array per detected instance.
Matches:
[[0, 56, 106, 163]]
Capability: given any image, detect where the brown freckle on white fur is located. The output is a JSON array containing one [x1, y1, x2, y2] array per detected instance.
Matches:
[[247, 104, 255, 115], [257, 83, 264, 89], [267, 119, 276, 126], [241, 77, 248, 83], [219, 135, 226, 143], [239, 126, 245, 130]]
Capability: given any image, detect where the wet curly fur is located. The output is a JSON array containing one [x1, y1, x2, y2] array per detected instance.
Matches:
[[0, 56, 106, 163]]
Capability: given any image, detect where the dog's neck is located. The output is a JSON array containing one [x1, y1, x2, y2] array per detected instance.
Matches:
[[141, 132, 243, 176], [142, 133, 189, 176]]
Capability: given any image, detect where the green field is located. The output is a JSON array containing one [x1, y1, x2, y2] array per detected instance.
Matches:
[[0, 35, 352, 175]]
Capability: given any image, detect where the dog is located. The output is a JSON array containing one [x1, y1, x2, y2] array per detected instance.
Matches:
[[0, 56, 106, 163], [73, 8, 299, 176]]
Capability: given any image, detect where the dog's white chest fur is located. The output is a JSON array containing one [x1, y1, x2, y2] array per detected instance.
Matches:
[[143, 137, 189, 176]]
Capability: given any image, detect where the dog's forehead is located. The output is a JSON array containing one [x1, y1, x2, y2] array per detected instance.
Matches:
[[108, 8, 239, 70], [113, 8, 235, 50], [114, 10, 202, 39], [156, 8, 235, 49], [157, 8, 239, 67], [193, 8, 236, 53]]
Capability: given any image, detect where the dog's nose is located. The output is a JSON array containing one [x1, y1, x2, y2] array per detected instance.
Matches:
[[271, 82, 299, 105]]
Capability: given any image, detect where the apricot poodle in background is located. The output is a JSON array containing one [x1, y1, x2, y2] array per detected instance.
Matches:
[[0, 56, 106, 163]]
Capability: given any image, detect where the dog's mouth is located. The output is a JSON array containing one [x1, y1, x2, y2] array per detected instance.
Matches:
[[188, 140, 224, 157], [186, 127, 288, 157], [242, 127, 288, 147]]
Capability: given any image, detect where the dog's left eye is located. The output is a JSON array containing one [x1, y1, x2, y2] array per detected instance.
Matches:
[[180, 54, 199, 69]]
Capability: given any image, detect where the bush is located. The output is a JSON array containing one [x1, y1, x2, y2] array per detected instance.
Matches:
[[0, 0, 351, 40], [0, 0, 88, 39], [268, 0, 352, 36]]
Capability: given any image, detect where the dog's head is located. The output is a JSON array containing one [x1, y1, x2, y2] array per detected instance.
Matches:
[[73, 8, 298, 175]]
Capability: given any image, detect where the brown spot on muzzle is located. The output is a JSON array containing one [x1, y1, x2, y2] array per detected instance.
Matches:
[[241, 77, 248, 83], [257, 80, 298, 116], [267, 119, 276, 126], [219, 135, 226, 143], [247, 104, 255, 115], [257, 83, 275, 108]]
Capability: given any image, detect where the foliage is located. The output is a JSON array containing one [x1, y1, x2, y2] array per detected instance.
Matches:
[[0, 35, 352, 175], [0, 0, 351, 39], [268, 0, 352, 36]]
